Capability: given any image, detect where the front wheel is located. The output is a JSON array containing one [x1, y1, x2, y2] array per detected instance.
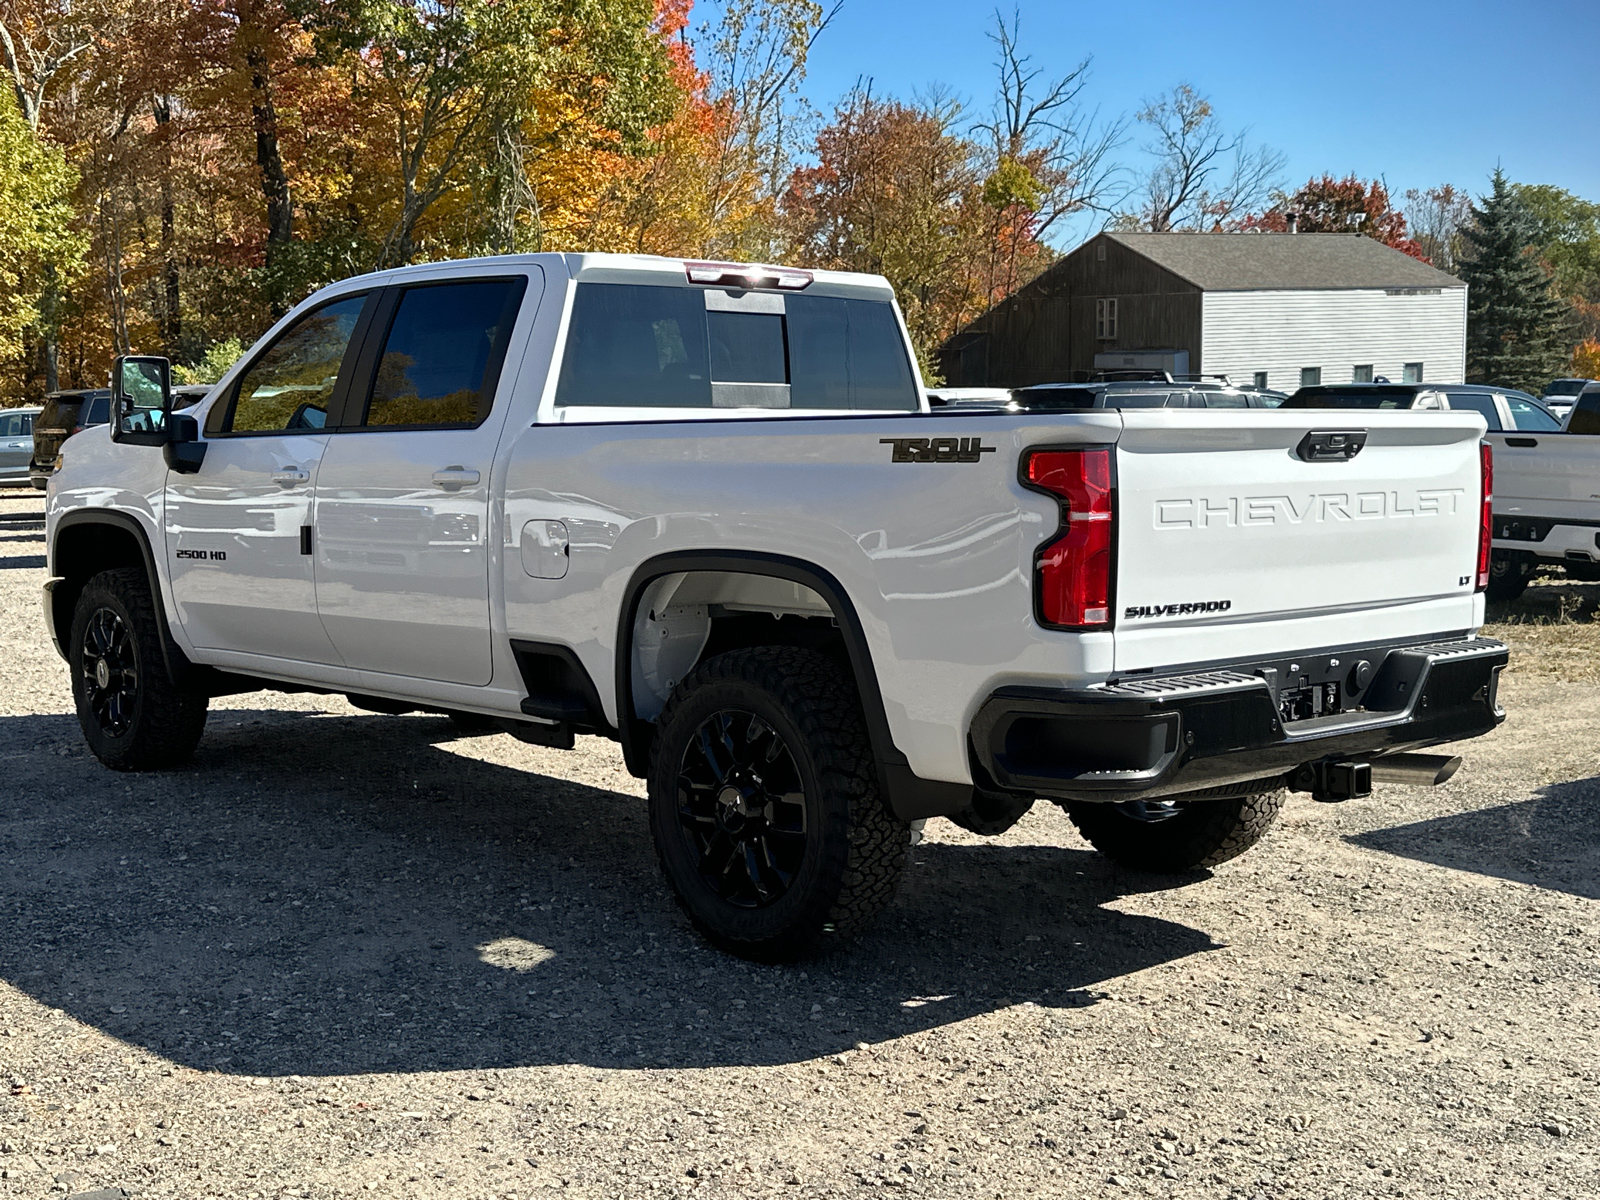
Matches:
[[1065, 789, 1285, 874], [70, 568, 209, 771], [647, 646, 908, 961]]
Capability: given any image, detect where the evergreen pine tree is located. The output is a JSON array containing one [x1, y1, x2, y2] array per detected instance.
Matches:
[[1459, 169, 1570, 391]]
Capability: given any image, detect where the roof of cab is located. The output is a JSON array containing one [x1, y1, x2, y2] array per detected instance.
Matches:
[[304, 251, 896, 304]]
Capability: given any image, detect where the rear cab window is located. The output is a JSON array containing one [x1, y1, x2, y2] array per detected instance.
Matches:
[[1445, 392, 1502, 431], [1567, 391, 1600, 435], [553, 276, 919, 417]]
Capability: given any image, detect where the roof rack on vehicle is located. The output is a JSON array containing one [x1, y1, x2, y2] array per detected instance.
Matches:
[[1080, 369, 1174, 383]]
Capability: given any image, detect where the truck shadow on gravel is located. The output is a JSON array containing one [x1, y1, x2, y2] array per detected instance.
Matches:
[[1348, 778, 1600, 900], [0, 708, 1218, 1076]]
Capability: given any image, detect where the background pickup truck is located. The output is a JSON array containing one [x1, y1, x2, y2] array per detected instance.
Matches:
[[43, 252, 1507, 960], [1489, 381, 1600, 599]]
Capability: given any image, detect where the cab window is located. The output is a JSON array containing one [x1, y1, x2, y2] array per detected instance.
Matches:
[[555, 283, 918, 412], [359, 278, 527, 428], [1445, 392, 1502, 431], [1504, 395, 1560, 431], [210, 294, 368, 435], [1567, 392, 1600, 435]]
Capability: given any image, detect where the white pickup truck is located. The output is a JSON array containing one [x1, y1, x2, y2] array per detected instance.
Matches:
[[1489, 383, 1600, 600], [43, 253, 1507, 959]]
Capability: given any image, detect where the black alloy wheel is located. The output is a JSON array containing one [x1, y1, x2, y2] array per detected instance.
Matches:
[[80, 606, 139, 737], [646, 646, 909, 961], [69, 568, 209, 771], [674, 708, 808, 908]]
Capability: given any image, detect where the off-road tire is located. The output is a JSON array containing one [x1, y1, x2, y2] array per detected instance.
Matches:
[[1066, 789, 1285, 874], [647, 646, 908, 961], [70, 567, 209, 771]]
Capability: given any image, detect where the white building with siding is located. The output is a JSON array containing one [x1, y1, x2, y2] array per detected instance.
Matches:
[[939, 232, 1468, 390]]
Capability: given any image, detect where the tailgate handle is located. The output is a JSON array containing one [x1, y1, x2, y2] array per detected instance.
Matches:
[[1506, 436, 1538, 448], [1296, 430, 1367, 462]]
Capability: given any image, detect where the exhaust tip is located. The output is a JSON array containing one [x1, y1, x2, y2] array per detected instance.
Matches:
[[1369, 753, 1462, 787]]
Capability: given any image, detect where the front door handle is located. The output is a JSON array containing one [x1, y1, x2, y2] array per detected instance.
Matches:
[[271, 467, 310, 487], [432, 466, 481, 492]]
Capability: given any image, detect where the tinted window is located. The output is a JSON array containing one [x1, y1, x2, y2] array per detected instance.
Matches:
[[1546, 380, 1587, 396], [1446, 393, 1501, 430], [1283, 390, 1414, 410], [556, 285, 918, 412], [363, 279, 525, 428], [216, 294, 367, 434], [0, 413, 29, 436], [1106, 392, 1175, 408], [1201, 391, 1249, 408], [787, 294, 917, 411], [557, 284, 710, 407], [709, 311, 786, 383], [1505, 396, 1561, 431], [1567, 392, 1600, 435], [80, 394, 110, 425]]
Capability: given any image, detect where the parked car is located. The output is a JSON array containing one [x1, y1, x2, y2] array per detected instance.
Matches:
[[0, 406, 43, 485], [1540, 378, 1594, 420], [1282, 383, 1561, 431], [29, 389, 110, 490], [1490, 382, 1600, 599], [944, 379, 1287, 411], [42, 252, 1507, 960]]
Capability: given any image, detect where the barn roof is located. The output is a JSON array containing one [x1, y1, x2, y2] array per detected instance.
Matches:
[[1100, 232, 1464, 291]]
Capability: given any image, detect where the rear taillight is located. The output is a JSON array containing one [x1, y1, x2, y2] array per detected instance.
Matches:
[[1477, 440, 1492, 591], [1025, 448, 1113, 628]]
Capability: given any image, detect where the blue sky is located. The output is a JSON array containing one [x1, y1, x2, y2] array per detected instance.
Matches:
[[699, 0, 1600, 247]]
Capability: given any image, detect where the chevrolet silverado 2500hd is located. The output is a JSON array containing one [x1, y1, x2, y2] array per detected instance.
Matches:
[[43, 253, 1507, 959]]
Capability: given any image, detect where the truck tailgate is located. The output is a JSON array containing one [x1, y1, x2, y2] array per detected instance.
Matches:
[[1112, 412, 1485, 671]]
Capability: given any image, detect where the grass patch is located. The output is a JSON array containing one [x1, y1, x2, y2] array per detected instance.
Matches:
[[1484, 577, 1600, 684]]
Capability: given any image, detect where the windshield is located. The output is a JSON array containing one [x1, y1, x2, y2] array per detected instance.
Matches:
[[1545, 380, 1588, 396]]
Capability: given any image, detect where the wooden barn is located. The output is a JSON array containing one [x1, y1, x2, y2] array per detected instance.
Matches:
[[938, 232, 1467, 391]]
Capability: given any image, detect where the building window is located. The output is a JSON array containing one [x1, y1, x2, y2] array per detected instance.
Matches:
[[1352, 364, 1373, 383], [1403, 362, 1424, 383], [1096, 241, 1107, 262], [1095, 298, 1118, 340], [1300, 367, 1321, 387], [1253, 371, 1268, 389]]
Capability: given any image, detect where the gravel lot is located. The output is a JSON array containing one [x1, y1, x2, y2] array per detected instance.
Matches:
[[1, 491, 1596, 1200]]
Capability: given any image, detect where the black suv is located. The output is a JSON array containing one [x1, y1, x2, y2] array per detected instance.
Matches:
[[931, 375, 1287, 412], [29, 389, 110, 490]]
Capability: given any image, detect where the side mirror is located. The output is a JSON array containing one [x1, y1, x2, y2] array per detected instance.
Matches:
[[111, 355, 171, 446]]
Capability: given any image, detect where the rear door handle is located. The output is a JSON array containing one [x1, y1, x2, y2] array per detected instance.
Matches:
[[1505, 437, 1538, 448], [432, 466, 481, 491], [271, 468, 310, 487]]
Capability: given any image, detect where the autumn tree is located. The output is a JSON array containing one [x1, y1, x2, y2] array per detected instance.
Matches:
[[1115, 83, 1283, 232], [783, 88, 990, 372], [1459, 170, 1570, 393], [1242, 174, 1426, 259], [1404, 183, 1473, 274], [0, 85, 82, 395], [970, 8, 1119, 300]]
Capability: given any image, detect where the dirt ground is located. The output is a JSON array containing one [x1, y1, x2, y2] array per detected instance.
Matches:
[[0, 491, 1595, 1200]]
